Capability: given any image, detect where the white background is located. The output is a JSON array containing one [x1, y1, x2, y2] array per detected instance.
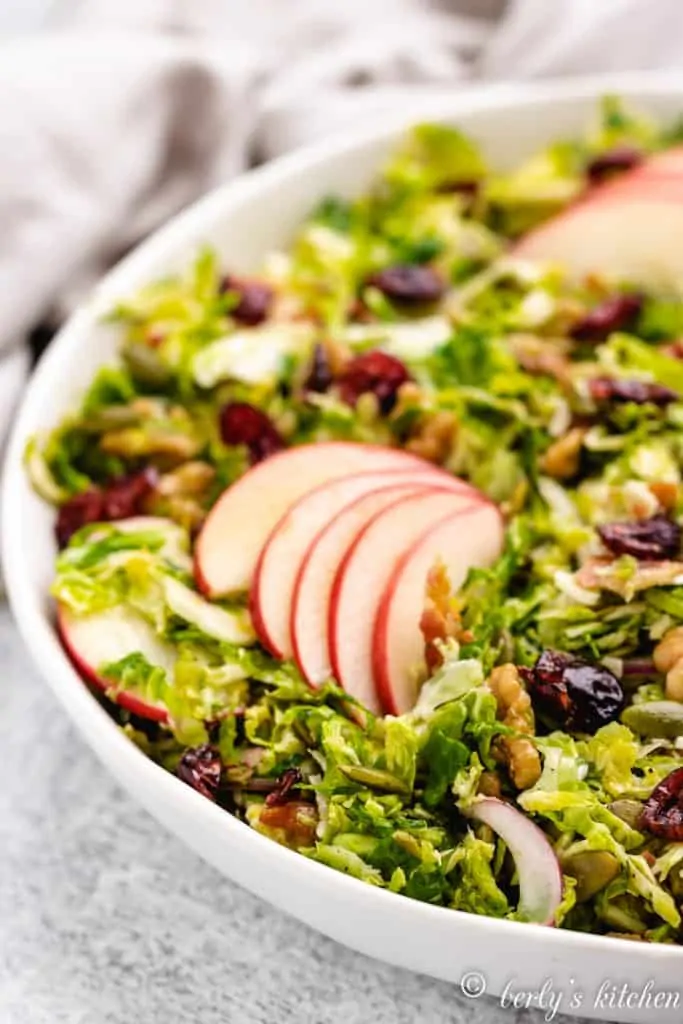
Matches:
[[0, 0, 53, 35]]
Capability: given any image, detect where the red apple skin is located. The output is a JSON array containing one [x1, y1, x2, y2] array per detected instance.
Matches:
[[57, 606, 169, 723], [516, 143, 683, 252], [289, 483, 439, 686], [515, 195, 683, 293], [372, 502, 503, 716], [194, 442, 445, 598], [251, 467, 477, 659], [327, 489, 484, 712]]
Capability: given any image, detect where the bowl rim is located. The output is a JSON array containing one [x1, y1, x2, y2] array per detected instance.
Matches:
[[6, 69, 683, 965]]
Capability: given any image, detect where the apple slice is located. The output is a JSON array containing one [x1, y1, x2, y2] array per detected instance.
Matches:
[[328, 489, 483, 712], [373, 502, 503, 715], [516, 197, 683, 293], [637, 145, 683, 176], [594, 175, 683, 203], [252, 467, 476, 658], [58, 603, 174, 721], [515, 143, 683, 290], [195, 442, 435, 597], [291, 483, 439, 686]]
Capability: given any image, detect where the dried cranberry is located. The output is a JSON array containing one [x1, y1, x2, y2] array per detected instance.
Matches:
[[176, 744, 222, 801], [100, 468, 158, 520], [571, 294, 642, 342], [598, 515, 681, 561], [640, 767, 683, 840], [221, 276, 274, 326], [586, 145, 643, 184], [303, 343, 333, 393], [337, 350, 411, 414], [219, 402, 284, 464], [523, 650, 624, 734], [264, 767, 303, 807], [366, 264, 445, 305], [55, 468, 157, 549], [56, 490, 105, 548], [588, 377, 679, 406]]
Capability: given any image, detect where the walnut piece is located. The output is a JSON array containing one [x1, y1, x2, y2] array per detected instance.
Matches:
[[406, 410, 458, 465], [540, 427, 586, 480], [654, 627, 683, 702], [419, 561, 469, 674], [649, 481, 678, 512], [156, 461, 216, 497], [488, 663, 542, 790], [508, 333, 572, 385], [321, 336, 352, 376], [477, 771, 502, 798]]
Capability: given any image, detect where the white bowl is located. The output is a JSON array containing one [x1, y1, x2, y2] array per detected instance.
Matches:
[[5, 72, 683, 1024]]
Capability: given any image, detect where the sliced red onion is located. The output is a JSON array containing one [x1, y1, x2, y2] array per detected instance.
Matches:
[[464, 797, 563, 926], [621, 657, 656, 677]]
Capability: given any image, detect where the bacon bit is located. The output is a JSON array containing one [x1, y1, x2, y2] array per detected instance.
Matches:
[[419, 561, 470, 673], [258, 800, 318, 846], [576, 556, 683, 598], [649, 481, 679, 512]]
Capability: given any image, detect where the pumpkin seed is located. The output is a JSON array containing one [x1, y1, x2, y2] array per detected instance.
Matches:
[[622, 700, 683, 738], [563, 849, 620, 903]]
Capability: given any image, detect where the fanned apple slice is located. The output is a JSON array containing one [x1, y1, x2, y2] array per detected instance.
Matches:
[[328, 489, 482, 712], [515, 143, 683, 291], [373, 502, 504, 715], [516, 198, 683, 293], [252, 467, 475, 658], [637, 145, 683, 176], [195, 442, 434, 597], [291, 483, 438, 686], [57, 604, 174, 721]]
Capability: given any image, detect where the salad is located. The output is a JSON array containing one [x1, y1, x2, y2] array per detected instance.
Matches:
[[27, 96, 683, 942]]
